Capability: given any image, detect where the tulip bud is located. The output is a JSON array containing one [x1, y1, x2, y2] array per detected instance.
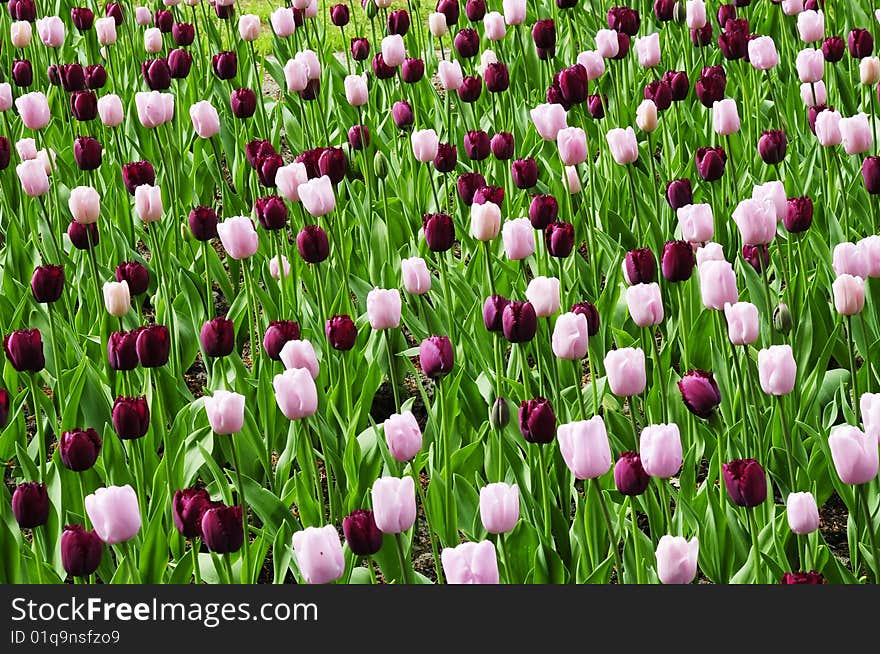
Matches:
[[201, 504, 243, 553], [12, 482, 50, 528], [172, 488, 212, 538], [384, 411, 423, 462], [722, 458, 767, 507], [343, 509, 383, 556], [135, 324, 170, 367], [614, 451, 651, 496], [786, 492, 819, 534], [519, 397, 556, 444], [490, 397, 510, 429], [479, 482, 520, 534], [59, 428, 102, 471], [772, 302, 793, 334], [656, 535, 699, 584], [326, 315, 357, 351], [678, 370, 721, 418], [31, 265, 65, 303], [296, 225, 330, 263], [371, 476, 416, 534], [3, 329, 45, 372], [502, 300, 537, 342], [61, 525, 103, 577]]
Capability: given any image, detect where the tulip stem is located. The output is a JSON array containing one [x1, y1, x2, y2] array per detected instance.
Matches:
[[119, 541, 141, 584], [587, 348, 599, 416], [775, 396, 797, 494], [628, 400, 640, 452], [624, 164, 643, 246], [629, 497, 642, 585], [47, 303, 64, 423], [192, 537, 202, 585], [574, 359, 587, 421], [747, 509, 763, 584], [367, 557, 378, 585], [223, 554, 235, 586], [846, 316, 861, 424], [229, 436, 250, 584], [202, 240, 213, 316], [858, 484, 879, 583], [536, 446, 552, 543], [410, 462, 443, 584], [28, 376, 46, 482], [30, 527, 44, 584], [393, 532, 412, 584], [383, 330, 400, 411], [592, 478, 622, 579]]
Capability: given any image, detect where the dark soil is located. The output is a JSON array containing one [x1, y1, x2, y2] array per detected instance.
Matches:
[[819, 492, 850, 564]]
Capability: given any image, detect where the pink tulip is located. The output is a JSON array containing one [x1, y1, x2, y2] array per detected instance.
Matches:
[[16, 160, 49, 197], [97, 94, 124, 127], [832, 242, 869, 278], [438, 60, 463, 91], [576, 50, 605, 80], [640, 423, 683, 478], [269, 255, 290, 280], [530, 103, 568, 141], [839, 114, 872, 155], [204, 390, 245, 434], [384, 411, 423, 462], [270, 8, 296, 37], [696, 242, 725, 267], [411, 129, 440, 163], [557, 127, 588, 165], [470, 201, 501, 241], [502, 218, 535, 260], [686, 0, 706, 29], [782, 0, 804, 15], [85, 485, 141, 544], [479, 483, 520, 534], [298, 176, 336, 217], [135, 7, 152, 25], [606, 127, 639, 165], [815, 109, 842, 146], [832, 274, 866, 315], [595, 29, 620, 58], [636, 100, 658, 132], [189, 101, 220, 139], [636, 33, 661, 68], [275, 162, 309, 202], [401, 257, 432, 295], [442, 541, 499, 584], [0, 83, 11, 111], [295, 50, 321, 80], [68, 186, 101, 224], [144, 27, 162, 54], [292, 525, 345, 584], [699, 260, 739, 310], [273, 367, 318, 420], [103, 281, 130, 317], [758, 344, 797, 395], [36, 16, 65, 48], [279, 339, 320, 378], [626, 283, 664, 328], [371, 476, 416, 533], [860, 393, 880, 442], [786, 492, 819, 534], [795, 48, 824, 83], [748, 36, 779, 70], [95, 17, 117, 45], [677, 204, 714, 243], [344, 74, 369, 107], [304, 0, 318, 17], [502, 0, 526, 25], [284, 58, 309, 92], [563, 166, 582, 194], [366, 288, 401, 330], [551, 312, 589, 360], [604, 347, 646, 396], [16, 138, 37, 161], [15, 92, 50, 131], [10, 21, 31, 48], [724, 302, 759, 345], [797, 10, 824, 43], [428, 12, 448, 37], [558, 416, 612, 480], [526, 276, 560, 317], [858, 236, 880, 277], [712, 98, 740, 136], [800, 80, 827, 106], [860, 57, 880, 85], [238, 14, 261, 41], [134, 185, 163, 223], [135, 91, 174, 128], [752, 180, 787, 221], [829, 426, 879, 485], [217, 216, 259, 259], [381, 34, 406, 67], [733, 198, 776, 245], [484, 12, 506, 41], [656, 535, 699, 584]]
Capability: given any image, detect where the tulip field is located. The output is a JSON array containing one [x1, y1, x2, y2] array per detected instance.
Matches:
[[2, 0, 880, 587]]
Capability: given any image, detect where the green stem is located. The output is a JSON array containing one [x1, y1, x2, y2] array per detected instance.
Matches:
[[229, 437, 250, 584], [847, 315, 861, 424], [192, 538, 202, 585], [393, 532, 412, 584], [592, 478, 622, 577], [29, 376, 46, 482], [383, 329, 400, 410]]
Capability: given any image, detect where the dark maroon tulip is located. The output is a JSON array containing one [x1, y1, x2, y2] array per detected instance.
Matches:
[[230, 88, 257, 118], [318, 147, 348, 184], [454, 27, 479, 59], [695, 146, 726, 181], [624, 248, 657, 284], [612, 32, 630, 59], [0, 388, 10, 428], [107, 330, 138, 371], [545, 221, 575, 258], [71, 7, 94, 30], [172, 488, 213, 538], [678, 370, 721, 418], [154, 8, 172, 32], [571, 301, 600, 336], [654, 0, 675, 21], [863, 157, 880, 195], [695, 67, 726, 108], [519, 397, 556, 444], [85, 64, 107, 90], [484, 62, 510, 93], [263, 320, 301, 360], [188, 206, 218, 241], [587, 94, 606, 119], [531, 19, 556, 49], [122, 160, 155, 195], [807, 104, 829, 134], [722, 458, 767, 507], [61, 525, 103, 577], [716, 4, 736, 28], [785, 197, 814, 233], [296, 225, 330, 264], [201, 504, 243, 553], [464, 130, 490, 161], [458, 75, 482, 102], [419, 335, 454, 379], [434, 143, 458, 173], [11, 0, 36, 21], [691, 22, 713, 47], [372, 53, 395, 79], [456, 173, 485, 206], [116, 261, 149, 296], [351, 37, 370, 61], [644, 80, 672, 111], [142, 58, 171, 90], [822, 36, 845, 63], [257, 153, 283, 187], [607, 6, 640, 36], [423, 213, 455, 250], [343, 509, 383, 556], [781, 571, 824, 584], [12, 482, 50, 528], [547, 81, 566, 108], [742, 244, 770, 273], [74, 136, 102, 170], [718, 20, 749, 60], [803, 0, 821, 9], [473, 185, 504, 207], [59, 63, 86, 92], [559, 64, 589, 105], [483, 295, 510, 332], [295, 147, 322, 178], [135, 325, 170, 368], [172, 22, 195, 46], [502, 301, 537, 343], [215, 3, 233, 19], [401, 57, 424, 83], [112, 396, 150, 439], [212, 51, 237, 79], [330, 4, 350, 27], [0, 137, 10, 171], [68, 222, 99, 250], [614, 451, 651, 496], [662, 240, 695, 282], [387, 8, 410, 34], [200, 317, 235, 358], [168, 49, 193, 79], [392, 100, 414, 129], [490, 132, 515, 160], [663, 70, 689, 102], [758, 130, 787, 165], [326, 315, 358, 351], [255, 196, 288, 231], [12, 59, 33, 87], [511, 158, 538, 189], [465, 0, 486, 22], [4, 329, 44, 372], [848, 29, 874, 58], [59, 428, 102, 472], [31, 265, 64, 303], [437, 0, 459, 25], [529, 194, 559, 229], [666, 178, 693, 211]]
